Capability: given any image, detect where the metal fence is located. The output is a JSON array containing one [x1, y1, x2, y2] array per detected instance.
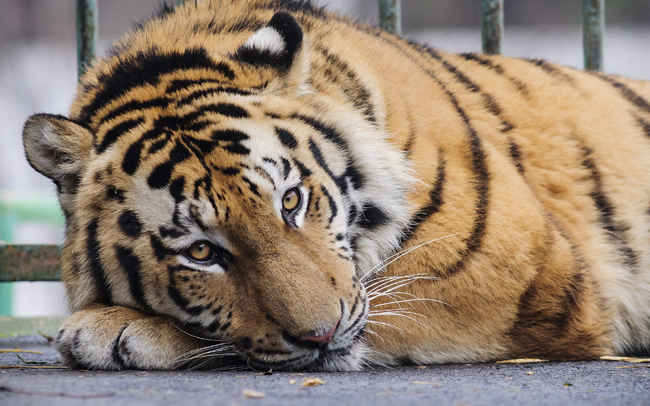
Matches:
[[0, 0, 607, 287]]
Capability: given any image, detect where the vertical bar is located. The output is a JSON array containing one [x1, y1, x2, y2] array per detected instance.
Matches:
[[379, 0, 402, 35], [481, 0, 503, 55], [583, 0, 604, 71], [76, 0, 98, 80]]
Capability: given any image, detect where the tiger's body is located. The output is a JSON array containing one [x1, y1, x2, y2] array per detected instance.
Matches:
[[22, 0, 650, 371]]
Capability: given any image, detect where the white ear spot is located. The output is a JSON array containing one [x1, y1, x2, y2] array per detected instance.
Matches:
[[243, 26, 286, 55]]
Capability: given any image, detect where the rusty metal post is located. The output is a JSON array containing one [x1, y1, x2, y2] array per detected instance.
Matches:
[[481, 0, 503, 55], [76, 0, 98, 80], [0, 245, 62, 282], [583, 0, 604, 71], [379, 0, 402, 35]]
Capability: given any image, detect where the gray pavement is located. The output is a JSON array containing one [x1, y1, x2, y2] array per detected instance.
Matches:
[[1, 336, 649, 406]]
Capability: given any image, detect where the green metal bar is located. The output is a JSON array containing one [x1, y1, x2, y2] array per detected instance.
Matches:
[[481, 0, 503, 55], [0, 245, 62, 282], [379, 0, 402, 35], [583, 0, 604, 71], [76, 0, 98, 80]]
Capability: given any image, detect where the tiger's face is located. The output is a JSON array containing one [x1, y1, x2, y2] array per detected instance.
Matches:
[[83, 90, 371, 369]]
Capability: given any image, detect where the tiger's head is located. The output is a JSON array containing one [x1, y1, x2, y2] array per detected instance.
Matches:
[[22, 9, 412, 370]]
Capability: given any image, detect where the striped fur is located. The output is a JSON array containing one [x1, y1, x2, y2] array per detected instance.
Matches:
[[22, 0, 650, 370]]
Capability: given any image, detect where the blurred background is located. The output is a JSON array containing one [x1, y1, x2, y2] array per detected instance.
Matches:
[[1, 0, 649, 318]]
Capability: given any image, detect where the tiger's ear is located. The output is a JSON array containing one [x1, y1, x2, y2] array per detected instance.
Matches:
[[22, 114, 93, 196], [232, 12, 310, 95]]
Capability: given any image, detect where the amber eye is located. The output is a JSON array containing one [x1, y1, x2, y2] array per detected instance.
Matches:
[[185, 241, 216, 263], [282, 188, 301, 212]]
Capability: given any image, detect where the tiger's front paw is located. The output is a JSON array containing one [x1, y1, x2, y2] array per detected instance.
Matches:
[[55, 304, 205, 370]]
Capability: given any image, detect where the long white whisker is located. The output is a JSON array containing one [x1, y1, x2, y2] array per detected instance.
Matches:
[[360, 234, 457, 281], [170, 321, 224, 342], [365, 320, 404, 333], [370, 297, 449, 307]]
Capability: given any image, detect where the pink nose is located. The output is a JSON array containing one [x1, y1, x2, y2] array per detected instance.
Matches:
[[299, 316, 341, 347]]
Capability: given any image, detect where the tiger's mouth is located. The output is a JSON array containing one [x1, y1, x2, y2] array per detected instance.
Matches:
[[231, 298, 369, 371]]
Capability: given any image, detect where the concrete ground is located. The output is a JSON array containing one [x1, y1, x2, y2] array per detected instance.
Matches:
[[1, 335, 649, 406]]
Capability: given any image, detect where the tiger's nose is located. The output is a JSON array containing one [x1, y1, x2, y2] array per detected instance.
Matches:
[[299, 316, 341, 347]]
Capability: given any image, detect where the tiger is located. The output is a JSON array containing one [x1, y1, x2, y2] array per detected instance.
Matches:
[[21, 0, 650, 371]]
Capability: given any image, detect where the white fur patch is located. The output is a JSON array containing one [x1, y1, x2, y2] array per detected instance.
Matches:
[[243, 27, 285, 55]]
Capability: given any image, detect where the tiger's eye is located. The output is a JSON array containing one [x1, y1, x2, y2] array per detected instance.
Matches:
[[282, 189, 301, 212], [187, 241, 214, 262]]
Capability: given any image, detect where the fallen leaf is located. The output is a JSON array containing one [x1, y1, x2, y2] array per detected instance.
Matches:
[[564, 383, 573, 387], [289, 380, 297, 384], [301, 378, 325, 387], [412, 381, 442, 386], [496, 358, 548, 364], [525, 372, 534, 375], [600, 356, 650, 363], [0, 365, 67, 369], [0, 349, 43, 354], [417, 366, 427, 370], [615, 365, 650, 369], [242, 389, 265, 398]]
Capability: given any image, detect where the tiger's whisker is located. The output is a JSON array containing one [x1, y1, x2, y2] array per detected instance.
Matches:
[[360, 234, 457, 281]]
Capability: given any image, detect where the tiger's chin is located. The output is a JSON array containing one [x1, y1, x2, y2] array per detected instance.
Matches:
[[243, 340, 369, 372]]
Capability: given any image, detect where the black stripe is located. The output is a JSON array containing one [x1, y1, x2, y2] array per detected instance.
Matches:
[[110, 325, 128, 370], [320, 185, 338, 225], [147, 142, 192, 189], [591, 73, 650, 114], [358, 204, 391, 230], [508, 138, 525, 174], [197, 103, 250, 118], [150, 234, 171, 261], [212, 129, 249, 143], [241, 176, 261, 197], [525, 58, 575, 83], [169, 176, 186, 204], [459, 52, 529, 96], [222, 143, 250, 155], [79, 48, 235, 124], [427, 51, 515, 133], [176, 87, 252, 106], [293, 159, 312, 178], [167, 266, 207, 315], [317, 45, 377, 124], [96, 118, 144, 153], [118, 210, 142, 238], [581, 146, 638, 271], [276, 127, 298, 149], [292, 114, 349, 151], [115, 244, 151, 311], [122, 140, 144, 175], [100, 97, 169, 125], [87, 219, 112, 304], [167, 78, 222, 93], [399, 152, 446, 245], [308, 138, 347, 194], [279, 158, 292, 179], [638, 116, 650, 139]]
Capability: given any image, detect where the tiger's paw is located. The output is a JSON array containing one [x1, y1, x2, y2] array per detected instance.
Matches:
[[54, 304, 206, 370]]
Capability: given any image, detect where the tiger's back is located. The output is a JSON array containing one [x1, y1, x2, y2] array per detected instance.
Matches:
[[22, 0, 650, 370]]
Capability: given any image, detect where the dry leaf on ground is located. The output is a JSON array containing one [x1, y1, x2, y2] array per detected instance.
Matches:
[[496, 358, 548, 364], [301, 378, 325, 387], [242, 389, 265, 398], [600, 356, 650, 363]]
